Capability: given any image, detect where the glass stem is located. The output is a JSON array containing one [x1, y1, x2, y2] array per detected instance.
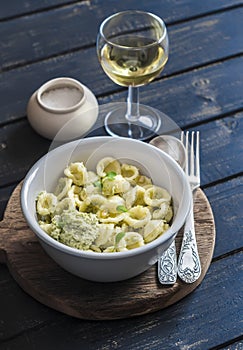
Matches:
[[125, 86, 140, 123], [125, 86, 144, 138]]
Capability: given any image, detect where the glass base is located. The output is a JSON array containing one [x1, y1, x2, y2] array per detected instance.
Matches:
[[104, 104, 161, 140]]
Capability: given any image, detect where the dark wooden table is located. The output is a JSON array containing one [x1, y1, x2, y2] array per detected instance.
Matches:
[[0, 1, 242, 349]]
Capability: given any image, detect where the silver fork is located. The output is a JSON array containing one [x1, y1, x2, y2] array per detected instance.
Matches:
[[177, 131, 201, 283]]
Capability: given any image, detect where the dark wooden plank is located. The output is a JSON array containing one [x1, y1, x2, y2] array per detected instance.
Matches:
[[0, 55, 243, 134], [204, 176, 243, 258], [0, 1, 76, 20], [0, 1, 241, 349], [199, 112, 243, 185], [0, 5, 242, 71], [221, 340, 243, 349], [0, 265, 65, 342], [100, 57, 243, 127], [0, 184, 16, 220], [0, 11, 243, 125], [0, 111, 242, 188], [0, 110, 242, 191], [0, 3, 99, 70], [1, 0, 241, 21], [0, 252, 242, 349], [0, 121, 50, 186]]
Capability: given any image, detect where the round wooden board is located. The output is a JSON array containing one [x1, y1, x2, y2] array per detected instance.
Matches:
[[0, 182, 215, 320]]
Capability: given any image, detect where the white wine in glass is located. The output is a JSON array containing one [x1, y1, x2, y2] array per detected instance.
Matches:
[[97, 11, 169, 140]]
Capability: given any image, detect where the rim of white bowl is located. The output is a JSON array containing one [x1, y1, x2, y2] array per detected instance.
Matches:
[[21, 136, 192, 260]]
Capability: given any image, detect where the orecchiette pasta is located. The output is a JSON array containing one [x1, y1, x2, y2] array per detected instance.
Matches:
[[124, 206, 151, 228], [54, 177, 72, 200], [95, 223, 115, 247], [96, 157, 121, 177], [102, 174, 130, 196], [54, 197, 76, 214], [100, 195, 126, 214], [36, 191, 57, 216], [67, 185, 87, 212], [99, 212, 127, 224], [64, 162, 88, 186], [121, 163, 139, 182], [152, 202, 171, 220], [117, 232, 144, 251], [144, 186, 171, 207], [143, 220, 167, 243], [123, 185, 146, 209], [36, 157, 173, 253], [135, 175, 152, 187]]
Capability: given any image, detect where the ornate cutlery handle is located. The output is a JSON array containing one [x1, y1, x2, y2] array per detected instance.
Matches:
[[177, 208, 201, 283], [158, 239, 177, 284]]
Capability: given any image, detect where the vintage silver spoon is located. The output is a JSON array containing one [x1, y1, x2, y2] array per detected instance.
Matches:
[[149, 135, 186, 284]]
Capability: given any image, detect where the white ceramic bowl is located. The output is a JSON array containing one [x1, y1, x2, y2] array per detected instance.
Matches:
[[21, 136, 191, 282]]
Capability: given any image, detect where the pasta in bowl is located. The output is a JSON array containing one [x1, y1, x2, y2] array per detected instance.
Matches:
[[36, 158, 173, 253], [21, 136, 191, 282]]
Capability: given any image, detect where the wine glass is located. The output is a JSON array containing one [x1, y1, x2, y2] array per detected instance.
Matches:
[[97, 10, 169, 140]]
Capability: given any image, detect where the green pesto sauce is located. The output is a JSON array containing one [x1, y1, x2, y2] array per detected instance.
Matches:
[[50, 210, 99, 250]]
